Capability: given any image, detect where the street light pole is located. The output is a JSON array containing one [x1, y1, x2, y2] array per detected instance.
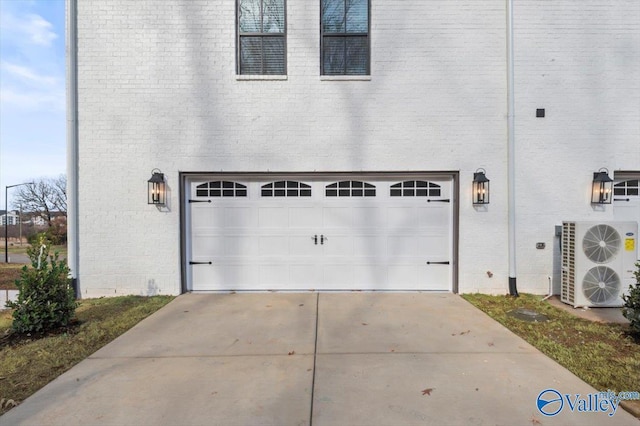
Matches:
[[4, 182, 33, 263]]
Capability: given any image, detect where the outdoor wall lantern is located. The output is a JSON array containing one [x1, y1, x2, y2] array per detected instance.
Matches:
[[591, 168, 613, 204], [147, 169, 166, 205], [472, 169, 490, 205]]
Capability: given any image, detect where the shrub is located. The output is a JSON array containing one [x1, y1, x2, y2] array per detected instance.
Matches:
[[622, 262, 640, 335], [5, 235, 77, 334]]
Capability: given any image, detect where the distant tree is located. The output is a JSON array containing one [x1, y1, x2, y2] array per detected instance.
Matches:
[[12, 175, 67, 227]]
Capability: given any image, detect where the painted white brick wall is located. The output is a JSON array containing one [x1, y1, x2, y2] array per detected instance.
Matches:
[[513, 0, 640, 293], [75, 0, 638, 297]]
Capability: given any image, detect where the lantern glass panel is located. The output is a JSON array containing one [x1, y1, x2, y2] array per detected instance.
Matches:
[[472, 172, 490, 205], [147, 173, 166, 205], [591, 172, 613, 204]]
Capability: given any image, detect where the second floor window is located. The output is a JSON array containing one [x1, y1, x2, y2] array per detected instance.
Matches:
[[237, 0, 286, 75], [321, 0, 369, 75]]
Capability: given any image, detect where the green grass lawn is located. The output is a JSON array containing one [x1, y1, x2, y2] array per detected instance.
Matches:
[[0, 295, 174, 415], [462, 293, 640, 417]]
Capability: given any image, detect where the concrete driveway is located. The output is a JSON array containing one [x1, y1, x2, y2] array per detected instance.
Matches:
[[1, 293, 637, 425]]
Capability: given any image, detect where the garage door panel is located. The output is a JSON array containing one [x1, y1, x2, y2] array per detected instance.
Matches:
[[323, 207, 353, 228], [224, 235, 259, 256], [322, 264, 354, 288], [290, 264, 321, 288], [290, 207, 322, 228], [352, 207, 386, 228], [420, 225, 447, 236], [419, 236, 448, 256], [388, 236, 419, 257], [352, 236, 381, 256], [192, 205, 221, 228], [260, 264, 289, 286], [259, 208, 288, 228], [352, 264, 387, 287], [418, 207, 449, 228], [191, 264, 222, 290], [225, 265, 261, 289], [193, 235, 224, 257], [225, 207, 257, 228], [289, 235, 319, 256], [420, 267, 450, 291], [259, 236, 289, 256], [388, 265, 419, 286], [323, 235, 353, 256], [387, 207, 418, 229]]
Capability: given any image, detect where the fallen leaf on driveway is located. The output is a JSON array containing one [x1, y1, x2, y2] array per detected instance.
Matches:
[[421, 388, 434, 396], [288, 351, 295, 355], [530, 414, 542, 424], [362, 322, 368, 326]]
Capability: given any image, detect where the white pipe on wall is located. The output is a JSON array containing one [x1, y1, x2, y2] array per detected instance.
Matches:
[[507, 0, 518, 296], [66, 0, 80, 297]]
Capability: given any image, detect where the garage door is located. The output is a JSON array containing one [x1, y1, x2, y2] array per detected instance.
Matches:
[[186, 175, 454, 291]]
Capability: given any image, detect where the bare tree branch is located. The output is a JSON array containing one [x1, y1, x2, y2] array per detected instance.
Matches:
[[12, 175, 67, 227]]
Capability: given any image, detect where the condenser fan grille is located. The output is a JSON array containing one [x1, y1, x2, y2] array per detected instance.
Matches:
[[582, 224, 620, 263], [582, 266, 621, 305]]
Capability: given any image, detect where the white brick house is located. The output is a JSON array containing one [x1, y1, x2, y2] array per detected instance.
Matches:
[[68, 0, 639, 298]]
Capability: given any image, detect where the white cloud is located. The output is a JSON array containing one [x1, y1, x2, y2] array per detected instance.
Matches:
[[1, 11, 58, 47], [0, 61, 64, 111], [1, 62, 58, 86], [0, 87, 65, 112]]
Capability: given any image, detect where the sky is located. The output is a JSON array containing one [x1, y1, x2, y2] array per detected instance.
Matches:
[[0, 0, 66, 210]]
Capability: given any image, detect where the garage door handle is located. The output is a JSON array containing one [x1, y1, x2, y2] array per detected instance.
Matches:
[[321, 235, 327, 245], [426, 261, 450, 265], [427, 199, 450, 203], [313, 235, 318, 245], [189, 261, 212, 265], [614, 198, 630, 202], [188, 200, 212, 203]]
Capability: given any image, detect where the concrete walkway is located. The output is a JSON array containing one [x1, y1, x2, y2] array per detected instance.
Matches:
[[1, 293, 637, 425]]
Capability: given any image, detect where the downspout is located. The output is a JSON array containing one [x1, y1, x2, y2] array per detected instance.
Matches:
[[66, 0, 80, 297], [507, 0, 519, 296]]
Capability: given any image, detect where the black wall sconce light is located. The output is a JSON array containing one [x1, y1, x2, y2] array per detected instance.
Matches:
[[591, 168, 613, 204], [472, 168, 490, 205], [148, 169, 166, 205]]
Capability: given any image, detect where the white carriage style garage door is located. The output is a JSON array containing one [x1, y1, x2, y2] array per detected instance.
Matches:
[[186, 174, 455, 291]]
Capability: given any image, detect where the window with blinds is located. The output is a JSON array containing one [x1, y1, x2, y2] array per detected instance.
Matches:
[[238, 0, 286, 75], [321, 0, 369, 75]]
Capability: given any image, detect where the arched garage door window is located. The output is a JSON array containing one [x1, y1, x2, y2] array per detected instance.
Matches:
[[326, 181, 376, 197], [196, 181, 247, 197], [390, 180, 441, 197], [261, 181, 312, 197], [614, 180, 639, 198]]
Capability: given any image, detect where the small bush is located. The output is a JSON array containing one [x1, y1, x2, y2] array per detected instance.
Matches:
[[5, 235, 77, 334], [622, 262, 640, 335]]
